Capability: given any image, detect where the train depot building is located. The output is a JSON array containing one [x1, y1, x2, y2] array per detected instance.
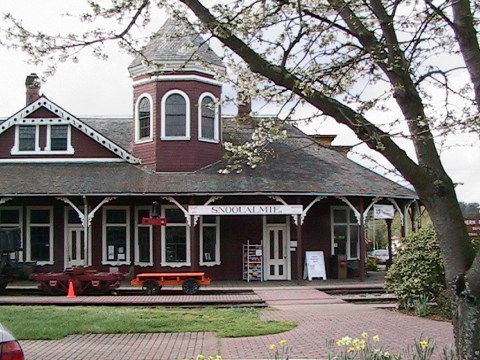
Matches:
[[0, 19, 417, 283]]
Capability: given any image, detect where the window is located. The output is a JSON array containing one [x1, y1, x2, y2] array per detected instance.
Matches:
[[103, 207, 130, 265], [50, 125, 68, 151], [135, 95, 153, 142], [161, 90, 190, 140], [0, 207, 23, 260], [331, 207, 359, 260], [12, 124, 73, 155], [135, 207, 153, 265], [200, 216, 220, 266], [27, 207, 53, 264], [199, 94, 218, 142], [18, 126, 37, 151], [161, 206, 190, 266]]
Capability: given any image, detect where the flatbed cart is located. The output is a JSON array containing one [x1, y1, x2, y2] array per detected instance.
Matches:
[[131, 272, 211, 295], [34, 266, 124, 295]]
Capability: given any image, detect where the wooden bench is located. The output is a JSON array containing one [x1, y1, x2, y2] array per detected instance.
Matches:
[[130, 272, 211, 295]]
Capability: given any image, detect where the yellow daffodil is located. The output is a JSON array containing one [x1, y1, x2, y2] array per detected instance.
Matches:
[[372, 335, 380, 342], [347, 347, 355, 353], [279, 340, 288, 347], [361, 332, 369, 340], [269, 344, 277, 351], [419, 340, 429, 349], [196, 355, 205, 360]]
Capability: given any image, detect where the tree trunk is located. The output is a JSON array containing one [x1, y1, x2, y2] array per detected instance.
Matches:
[[452, 290, 480, 359]]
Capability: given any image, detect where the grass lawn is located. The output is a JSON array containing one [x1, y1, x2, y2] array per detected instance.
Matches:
[[0, 306, 296, 340]]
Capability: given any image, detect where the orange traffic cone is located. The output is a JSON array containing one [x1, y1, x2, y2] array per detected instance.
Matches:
[[67, 280, 76, 298]]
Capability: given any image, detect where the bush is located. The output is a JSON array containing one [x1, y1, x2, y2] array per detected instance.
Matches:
[[385, 226, 446, 309], [366, 258, 379, 271]]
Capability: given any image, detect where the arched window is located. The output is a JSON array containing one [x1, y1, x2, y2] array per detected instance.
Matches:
[[135, 94, 153, 142], [165, 94, 187, 137], [199, 95, 217, 141]]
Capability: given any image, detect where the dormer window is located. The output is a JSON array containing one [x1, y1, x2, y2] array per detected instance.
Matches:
[[161, 90, 190, 140], [135, 94, 153, 143], [11, 124, 73, 155], [198, 93, 219, 142], [49, 125, 68, 151], [18, 126, 37, 151]]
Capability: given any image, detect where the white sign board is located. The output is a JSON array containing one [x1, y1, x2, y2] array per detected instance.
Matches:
[[189, 205, 303, 216], [304, 251, 327, 281], [373, 204, 395, 219]]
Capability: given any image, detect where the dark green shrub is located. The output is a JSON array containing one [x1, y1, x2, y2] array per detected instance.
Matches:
[[472, 238, 480, 253], [385, 226, 446, 309]]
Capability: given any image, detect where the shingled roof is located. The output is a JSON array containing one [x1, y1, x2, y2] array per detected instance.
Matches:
[[0, 116, 416, 199], [128, 18, 225, 77]]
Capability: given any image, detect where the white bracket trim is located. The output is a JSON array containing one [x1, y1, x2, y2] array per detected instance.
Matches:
[[301, 196, 326, 225], [89, 197, 116, 226], [268, 196, 301, 225], [0, 197, 13, 206], [404, 199, 417, 233], [163, 197, 191, 226], [192, 196, 224, 226], [362, 197, 382, 223], [57, 197, 86, 225], [338, 197, 362, 225], [387, 198, 404, 223]]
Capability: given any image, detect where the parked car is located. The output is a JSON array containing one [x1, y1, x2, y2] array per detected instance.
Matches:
[[0, 324, 24, 360], [367, 249, 390, 264]]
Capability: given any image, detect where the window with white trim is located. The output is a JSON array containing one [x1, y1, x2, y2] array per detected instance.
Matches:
[[200, 215, 220, 266], [135, 95, 153, 142], [12, 125, 73, 155], [0, 207, 23, 260], [161, 90, 190, 140], [198, 94, 219, 142], [27, 207, 53, 264], [18, 126, 37, 151], [161, 206, 190, 266], [331, 207, 359, 260], [135, 207, 153, 265], [103, 207, 130, 265]]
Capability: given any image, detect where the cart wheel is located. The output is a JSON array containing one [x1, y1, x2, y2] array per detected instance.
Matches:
[[182, 278, 200, 295], [142, 279, 161, 295]]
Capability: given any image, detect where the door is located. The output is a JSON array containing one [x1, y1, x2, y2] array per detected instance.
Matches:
[[264, 225, 289, 280], [67, 227, 86, 267]]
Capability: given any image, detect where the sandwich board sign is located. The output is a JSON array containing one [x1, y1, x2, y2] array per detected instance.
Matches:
[[304, 251, 327, 280]]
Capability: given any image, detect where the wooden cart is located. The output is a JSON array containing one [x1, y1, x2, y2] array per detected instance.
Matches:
[[131, 272, 211, 295]]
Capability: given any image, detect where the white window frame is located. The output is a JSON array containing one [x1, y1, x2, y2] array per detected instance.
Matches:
[[161, 205, 190, 267], [26, 206, 54, 265], [0, 206, 23, 260], [134, 93, 154, 144], [198, 92, 220, 143], [134, 206, 153, 266], [46, 125, 74, 154], [11, 125, 40, 155], [199, 215, 220, 266], [11, 124, 74, 155], [161, 89, 191, 140], [102, 206, 131, 266], [330, 206, 359, 260]]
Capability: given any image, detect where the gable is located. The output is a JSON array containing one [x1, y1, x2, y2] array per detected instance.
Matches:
[[0, 96, 139, 164]]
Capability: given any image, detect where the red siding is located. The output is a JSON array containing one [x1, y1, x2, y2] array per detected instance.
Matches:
[[132, 76, 223, 172]]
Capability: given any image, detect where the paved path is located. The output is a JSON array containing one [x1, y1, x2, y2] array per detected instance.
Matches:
[[20, 288, 454, 360]]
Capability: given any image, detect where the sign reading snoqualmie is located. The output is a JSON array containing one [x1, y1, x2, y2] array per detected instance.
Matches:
[[188, 205, 303, 216]]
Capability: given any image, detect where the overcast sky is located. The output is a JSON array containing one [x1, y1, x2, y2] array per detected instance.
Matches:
[[1, 1, 479, 205]]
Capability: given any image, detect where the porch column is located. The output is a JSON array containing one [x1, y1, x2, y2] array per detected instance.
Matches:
[[190, 215, 199, 272], [386, 219, 393, 269], [296, 214, 303, 284], [359, 198, 366, 282]]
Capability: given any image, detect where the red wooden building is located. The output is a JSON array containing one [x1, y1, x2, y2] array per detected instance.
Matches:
[[0, 19, 417, 282]]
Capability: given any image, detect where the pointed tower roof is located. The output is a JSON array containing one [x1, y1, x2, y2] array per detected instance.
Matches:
[[128, 18, 225, 77]]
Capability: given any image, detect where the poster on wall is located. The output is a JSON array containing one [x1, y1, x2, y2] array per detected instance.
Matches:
[[304, 251, 327, 280]]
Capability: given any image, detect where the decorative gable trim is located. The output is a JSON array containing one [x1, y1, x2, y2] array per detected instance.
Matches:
[[0, 96, 140, 164]]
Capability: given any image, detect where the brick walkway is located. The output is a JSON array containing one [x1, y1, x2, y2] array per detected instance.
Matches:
[[19, 288, 454, 360]]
